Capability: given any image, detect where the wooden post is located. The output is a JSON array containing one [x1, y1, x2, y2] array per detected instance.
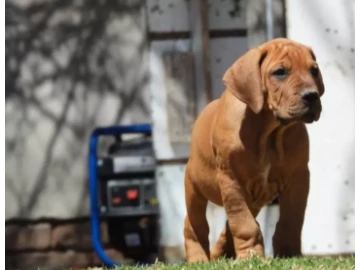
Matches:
[[200, 0, 213, 104], [189, 0, 212, 116]]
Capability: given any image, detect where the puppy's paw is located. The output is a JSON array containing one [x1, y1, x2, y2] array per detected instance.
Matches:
[[234, 246, 265, 260]]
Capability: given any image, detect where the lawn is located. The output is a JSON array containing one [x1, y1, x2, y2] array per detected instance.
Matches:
[[91, 256, 355, 270]]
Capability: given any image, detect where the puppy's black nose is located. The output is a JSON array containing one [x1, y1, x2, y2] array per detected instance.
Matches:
[[301, 91, 320, 104]]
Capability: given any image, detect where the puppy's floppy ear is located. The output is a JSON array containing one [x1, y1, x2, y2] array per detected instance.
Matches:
[[308, 47, 325, 96], [308, 47, 317, 61], [222, 48, 266, 114]]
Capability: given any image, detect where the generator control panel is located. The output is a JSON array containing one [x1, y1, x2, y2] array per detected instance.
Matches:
[[97, 150, 159, 217], [106, 178, 158, 216]]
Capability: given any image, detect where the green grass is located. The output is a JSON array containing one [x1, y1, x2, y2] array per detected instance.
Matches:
[[102, 256, 355, 270]]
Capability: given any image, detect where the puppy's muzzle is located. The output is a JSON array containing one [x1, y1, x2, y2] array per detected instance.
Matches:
[[301, 91, 319, 105], [301, 91, 322, 123]]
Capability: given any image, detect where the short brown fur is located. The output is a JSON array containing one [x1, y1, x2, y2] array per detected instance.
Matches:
[[183, 38, 325, 262]]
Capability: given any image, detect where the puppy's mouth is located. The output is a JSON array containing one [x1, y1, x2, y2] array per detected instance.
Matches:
[[302, 110, 320, 123], [275, 100, 322, 125], [301, 99, 322, 123]]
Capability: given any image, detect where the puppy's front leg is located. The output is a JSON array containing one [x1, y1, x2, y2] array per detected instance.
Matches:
[[272, 167, 310, 257], [184, 173, 210, 263], [218, 171, 264, 259]]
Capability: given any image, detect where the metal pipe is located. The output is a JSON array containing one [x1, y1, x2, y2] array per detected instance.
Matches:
[[266, 0, 274, 40]]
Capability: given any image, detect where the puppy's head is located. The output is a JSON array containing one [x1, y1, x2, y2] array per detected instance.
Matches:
[[223, 38, 325, 124]]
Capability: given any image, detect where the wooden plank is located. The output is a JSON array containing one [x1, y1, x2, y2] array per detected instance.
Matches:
[[148, 29, 247, 41], [210, 37, 248, 99], [146, 0, 190, 32], [208, 0, 247, 30], [209, 28, 247, 38], [162, 52, 196, 144], [148, 31, 190, 40]]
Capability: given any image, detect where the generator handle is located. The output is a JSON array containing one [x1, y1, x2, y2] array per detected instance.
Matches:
[[88, 124, 152, 267]]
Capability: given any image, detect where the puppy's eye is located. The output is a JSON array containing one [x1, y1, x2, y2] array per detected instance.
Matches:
[[272, 68, 287, 78], [310, 66, 319, 77]]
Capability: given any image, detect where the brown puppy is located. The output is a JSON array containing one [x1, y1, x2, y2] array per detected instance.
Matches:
[[183, 38, 325, 262]]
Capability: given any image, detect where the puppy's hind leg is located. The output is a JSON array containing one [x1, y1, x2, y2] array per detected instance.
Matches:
[[184, 174, 210, 263], [210, 220, 235, 261]]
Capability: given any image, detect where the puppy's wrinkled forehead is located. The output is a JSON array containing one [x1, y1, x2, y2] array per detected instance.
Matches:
[[261, 41, 315, 70]]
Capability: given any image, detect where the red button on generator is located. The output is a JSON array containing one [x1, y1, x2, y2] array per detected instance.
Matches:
[[127, 189, 139, 200]]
